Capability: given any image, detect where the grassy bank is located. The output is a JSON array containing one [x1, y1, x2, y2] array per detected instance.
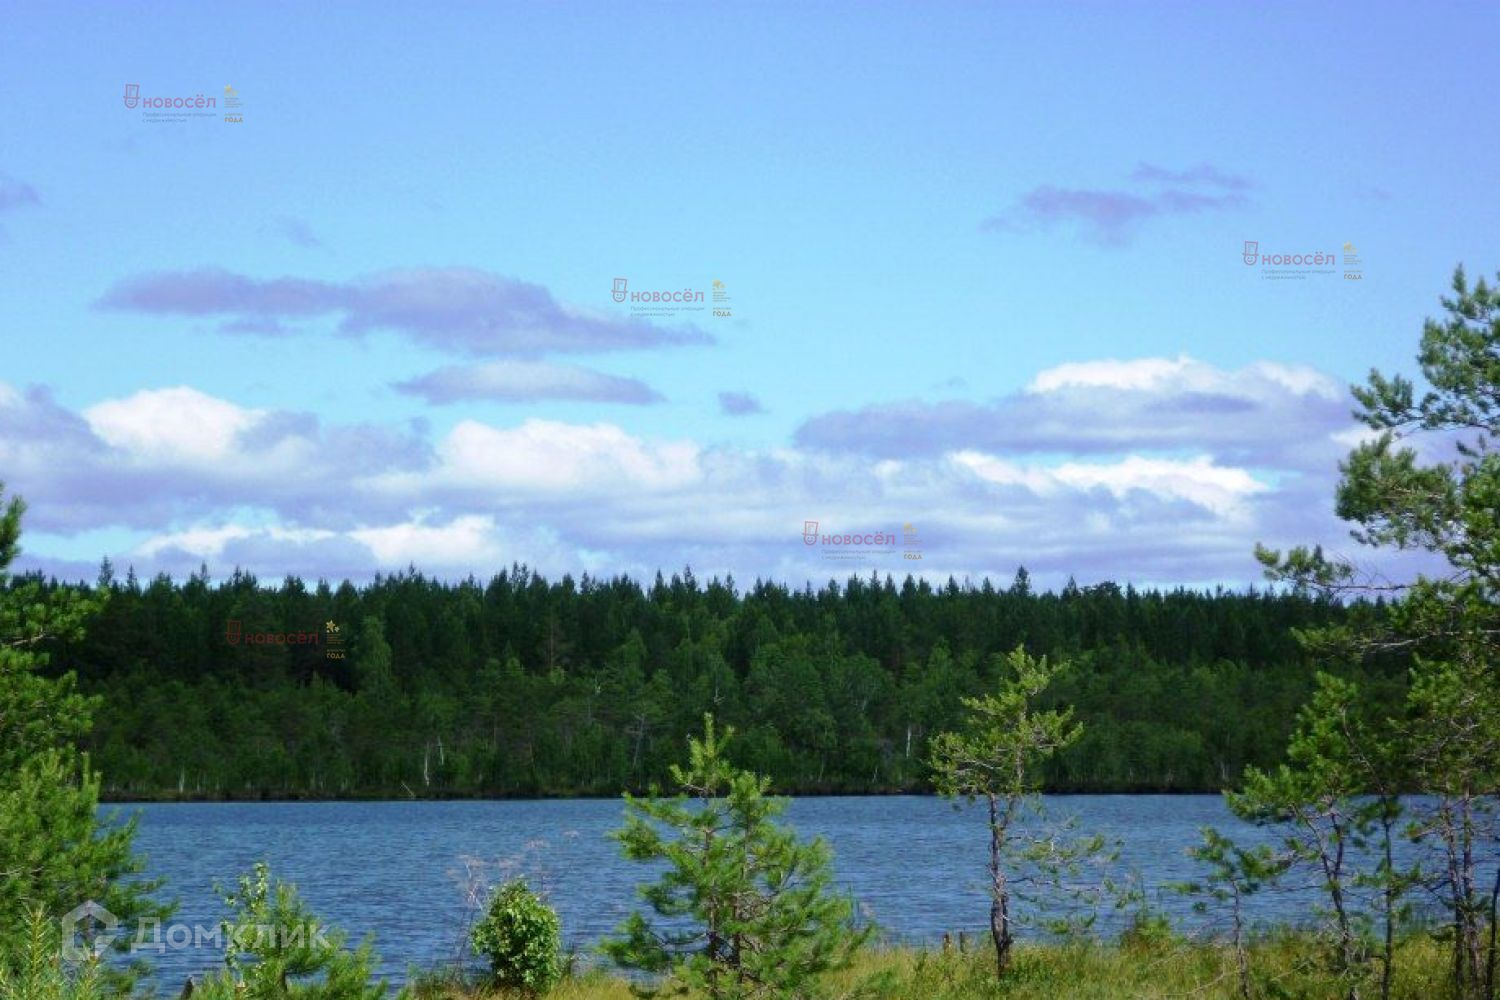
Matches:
[[410, 934, 1457, 1000]]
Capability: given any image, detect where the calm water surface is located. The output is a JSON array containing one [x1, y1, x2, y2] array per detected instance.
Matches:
[[114, 796, 1356, 986]]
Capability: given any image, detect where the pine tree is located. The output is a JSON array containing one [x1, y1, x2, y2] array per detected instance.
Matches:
[[1227, 672, 1396, 998], [1178, 827, 1291, 1000], [0, 486, 166, 968], [1258, 265, 1500, 999], [603, 715, 869, 999], [928, 646, 1083, 979]]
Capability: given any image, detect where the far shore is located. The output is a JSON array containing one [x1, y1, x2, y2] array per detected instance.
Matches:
[[100, 787, 1229, 804]]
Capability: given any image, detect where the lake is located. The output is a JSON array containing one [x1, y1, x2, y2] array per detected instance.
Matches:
[[110, 795, 1401, 986]]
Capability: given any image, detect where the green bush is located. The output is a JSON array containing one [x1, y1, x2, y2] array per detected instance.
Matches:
[[470, 879, 562, 994]]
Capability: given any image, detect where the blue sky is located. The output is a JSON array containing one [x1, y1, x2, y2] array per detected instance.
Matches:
[[2, 1, 1496, 589]]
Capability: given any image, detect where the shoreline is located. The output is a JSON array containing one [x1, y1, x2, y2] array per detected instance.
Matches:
[[100, 787, 1229, 804]]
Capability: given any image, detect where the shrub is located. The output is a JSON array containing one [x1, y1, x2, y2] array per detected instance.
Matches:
[[470, 879, 562, 994]]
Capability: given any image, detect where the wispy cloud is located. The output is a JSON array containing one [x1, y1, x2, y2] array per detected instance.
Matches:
[[0, 174, 40, 212], [718, 390, 766, 416], [97, 267, 713, 356], [395, 360, 663, 405], [0, 173, 40, 238], [982, 163, 1253, 245], [268, 216, 322, 248], [98, 269, 343, 317], [1129, 162, 1253, 190]]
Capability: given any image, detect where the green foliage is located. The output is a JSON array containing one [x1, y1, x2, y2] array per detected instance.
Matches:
[[0, 485, 166, 970], [1256, 265, 1500, 999], [194, 861, 387, 1000], [1227, 671, 1406, 997], [603, 715, 869, 999], [929, 647, 1098, 979], [469, 879, 562, 994], [1259, 265, 1500, 613], [930, 647, 1081, 803], [1177, 827, 1291, 999], [0, 908, 104, 1000], [17, 553, 1363, 799], [1179, 827, 1290, 925], [1397, 653, 1500, 1000]]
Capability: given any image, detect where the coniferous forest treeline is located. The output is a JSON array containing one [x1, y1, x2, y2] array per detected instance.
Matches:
[[20, 562, 1405, 800]]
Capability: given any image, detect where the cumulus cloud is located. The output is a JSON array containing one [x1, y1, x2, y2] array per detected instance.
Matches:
[[350, 515, 506, 566], [394, 360, 662, 404], [983, 163, 1252, 245], [795, 355, 1349, 467], [85, 387, 267, 464], [718, 391, 765, 416], [0, 382, 429, 534], [97, 267, 711, 356], [0, 354, 1417, 590], [412, 419, 702, 495]]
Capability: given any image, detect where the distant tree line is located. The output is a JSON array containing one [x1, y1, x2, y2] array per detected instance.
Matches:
[[11, 561, 1406, 799]]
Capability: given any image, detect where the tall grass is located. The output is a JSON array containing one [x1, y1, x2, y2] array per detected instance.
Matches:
[[406, 930, 1460, 1000]]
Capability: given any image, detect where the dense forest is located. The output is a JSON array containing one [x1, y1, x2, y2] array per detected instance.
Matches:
[[19, 561, 1403, 799]]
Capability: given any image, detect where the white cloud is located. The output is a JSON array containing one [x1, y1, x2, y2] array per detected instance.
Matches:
[[1245, 361, 1343, 399], [949, 452, 1059, 494], [135, 524, 255, 558], [952, 452, 1266, 515], [1027, 355, 1206, 393], [1027, 355, 1341, 400], [1051, 455, 1266, 515], [1331, 425, 1382, 449], [136, 523, 338, 558], [0, 357, 1407, 589], [424, 419, 702, 494], [800, 354, 1357, 468], [84, 387, 265, 465], [350, 515, 504, 565]]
